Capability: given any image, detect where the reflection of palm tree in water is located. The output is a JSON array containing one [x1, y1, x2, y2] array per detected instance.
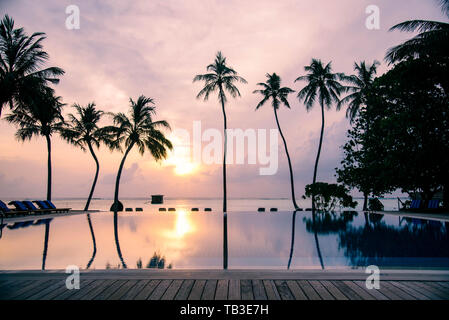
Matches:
[[85, 214, 97, 269], [42, 220, 51, 270], [287, 211, 296, 269], [312, 211, 325, 270], [114, 212, 127, 268]]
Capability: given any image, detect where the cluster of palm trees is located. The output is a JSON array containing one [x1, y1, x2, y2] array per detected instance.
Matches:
[[194, 53, 379, 213]]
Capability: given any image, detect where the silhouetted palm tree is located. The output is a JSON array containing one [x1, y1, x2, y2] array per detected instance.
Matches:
[[85, 213, 97, 269], [287, 211, 297, 269], [0, 15, 64, 117], [193, 51, 247, 213], [61, 103, 116, 211], [338, 61, 380, 122], [254, 73, 299, 210], [295, 59, 345, 211], [107, 95, 172, 268], [5, 87, 65, 201], [386, 0, 449, 64]]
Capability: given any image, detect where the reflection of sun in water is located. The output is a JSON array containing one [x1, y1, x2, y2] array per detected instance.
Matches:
[[174, 210, 193, 238]]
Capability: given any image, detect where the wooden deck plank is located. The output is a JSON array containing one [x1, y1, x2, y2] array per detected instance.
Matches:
[[343, 281, 376, 300], [263, 280, 281, 300], [188, 280, 206, 300], [87, 280, 121, 300], [134, 280, 161, 300], [411, 281, 449, 299], [274, 280, 295, 300], [383, 281, 418, 300], [376, 282, 409, 300], [148, 279, 172, 300], [0, 280, 33, 299], [26, 279, 66, 300], [436, 281, 449, 289], [228, 279, 241, 300], [201, 280, 217, 300], [107, 280, 138, 300], [252, 280, 267, 300], [297, 280, 321, 300], [120, 280, 149, 300], [389, 281, 430, 300], [161, 280, 183, 300], [12, 280, 54, 300], [353, 281, 389, 300], [331, 281, 362, 300], [285, 280, 307, 300], [175, 280, 194, 300], [77, 280, 110, 300], [49, 279, 95, 300], [215, 279, 228, 300], [309, 281, 334, 300], [320, 280, 349, 300], [3, 280, 50, 300], [241, 280, 254, 300], [94, 280, 127, 300]]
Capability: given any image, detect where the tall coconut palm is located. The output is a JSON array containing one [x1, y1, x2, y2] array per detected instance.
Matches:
[[61, 103, 116, 211], [107, 95, 172, 268], [253, 73, 299, 210], [5, 87, 65, 201], [295, 59, 345, 211], [193, 51, 247, 213], [0, 15, 64, 117], [338, 61, 380, 123], [386, 0, 449, 64]]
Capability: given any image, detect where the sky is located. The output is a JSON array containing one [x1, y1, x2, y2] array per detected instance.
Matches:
[[0, 0, 446, 200]]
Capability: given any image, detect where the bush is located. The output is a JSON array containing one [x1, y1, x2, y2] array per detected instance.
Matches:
[[303, 182, 358, 212], [368, 198, 384, 211]]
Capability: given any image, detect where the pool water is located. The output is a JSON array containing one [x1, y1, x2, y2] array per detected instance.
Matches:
[[1, 210, 448, 270]]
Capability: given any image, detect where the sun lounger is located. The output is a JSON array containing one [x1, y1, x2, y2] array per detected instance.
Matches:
[[34, 200, 70, 213], [204, 208, 212, 212], [257, 208, 265, 212], [427, 199, 440, 209], [409, 199, 422, 209], [0, 200, 28, 217], [22, 201, 52, 214]]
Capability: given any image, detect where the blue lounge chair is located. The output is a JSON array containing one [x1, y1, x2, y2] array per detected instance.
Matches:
[[427, 199, 440, 209], [409, 200, 421, 209], [0, 200, 28, 217], [33, 200, 70, 213], [8, 201, 30, 213]]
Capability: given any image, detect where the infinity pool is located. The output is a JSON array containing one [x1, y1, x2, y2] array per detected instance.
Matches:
[[0, 211, 448, 270]]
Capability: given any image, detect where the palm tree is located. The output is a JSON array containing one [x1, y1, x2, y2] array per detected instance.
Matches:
[[0, 15, 64, 117], [386, 0, 449, 64], [253, 73, 299, 210], [338, 61, 379, 122], [5, 87, 65, 201], [107, 95, 173, 268], [61, 103, 116, 211], [295, 59, 345, 211], [193, 51, 247, 213]]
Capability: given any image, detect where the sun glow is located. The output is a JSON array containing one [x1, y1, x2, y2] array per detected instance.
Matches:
[[164, 131, 199, 176], [173, 210, 193, 238]]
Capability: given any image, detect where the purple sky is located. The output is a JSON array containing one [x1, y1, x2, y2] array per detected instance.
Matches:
[[0, 0, 445, 200]]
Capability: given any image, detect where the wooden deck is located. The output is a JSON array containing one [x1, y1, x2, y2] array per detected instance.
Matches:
[[1, 270, 448, 300]]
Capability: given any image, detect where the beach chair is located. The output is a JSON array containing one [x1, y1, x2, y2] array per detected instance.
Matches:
[[409, 200, 421, 209], [427, 199, 440, 209], [45, 200, 71, 213], [257, 208, 265, 212], [22, 201, 52, 214], [34, 200, 70, 213], [0, 200, 28, 217], [191, 208, 199, 212]]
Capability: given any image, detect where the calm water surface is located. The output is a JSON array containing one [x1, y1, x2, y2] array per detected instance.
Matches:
[[0, 198, 448, 270]]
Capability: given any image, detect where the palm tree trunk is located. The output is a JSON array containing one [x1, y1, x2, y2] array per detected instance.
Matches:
[[85, 213, 97, 269], [312, 102, 325, 211], [84, 141, 100, 211], [113, 142, 134, 269], [218, 84, 228, 270], [274, 108, 300, 210], [45, 134, 52, 201], [287, 211, 297, 269], [42, 220, 50, 270]]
